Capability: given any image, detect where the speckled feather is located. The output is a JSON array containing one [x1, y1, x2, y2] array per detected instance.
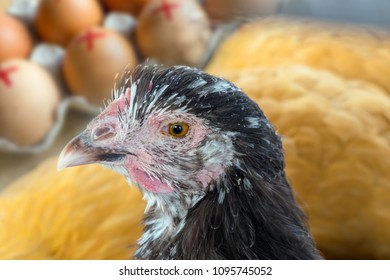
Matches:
[[59, 64, 321, 259], [105, 64, 321, 259]]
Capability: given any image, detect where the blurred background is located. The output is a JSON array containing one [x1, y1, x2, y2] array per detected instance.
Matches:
[[1, 0, 390, 260], [281, 0, 390, 27]]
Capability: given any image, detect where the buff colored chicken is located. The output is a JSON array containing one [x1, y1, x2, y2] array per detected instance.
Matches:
[[207, 17, 390, 92], [206, 18, 390, 259], [0, 157, 145, 259]]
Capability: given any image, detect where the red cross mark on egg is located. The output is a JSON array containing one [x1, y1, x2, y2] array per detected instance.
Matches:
[[153, 0, 180, 21], [76, 29, 106, 51], [0, 66, 18, 88]]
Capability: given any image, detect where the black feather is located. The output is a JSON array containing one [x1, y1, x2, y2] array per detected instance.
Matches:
[[119, 64, 321, 259]]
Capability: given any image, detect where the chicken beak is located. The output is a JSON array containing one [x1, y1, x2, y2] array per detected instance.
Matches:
[[57, 134, 97, 171], [57, 128, 127, 171]]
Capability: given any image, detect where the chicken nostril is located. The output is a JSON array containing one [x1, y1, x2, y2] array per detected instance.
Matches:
[[92, 125, 116, 141]]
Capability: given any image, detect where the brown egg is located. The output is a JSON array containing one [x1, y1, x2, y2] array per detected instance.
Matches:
[[136, 0, 211, 66], [63, 27, 138, 105], [0, 13, 34, 62], [0, 59, 61, 146], [103, 0, 152, 16], [35, 0, 104, 46], [204, 0, 281, 23]]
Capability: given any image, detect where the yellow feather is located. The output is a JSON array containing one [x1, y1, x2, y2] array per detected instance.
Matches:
[[207, 18, 390, 92], [206, 64, 390, 259], [0, 158, 145, 259]]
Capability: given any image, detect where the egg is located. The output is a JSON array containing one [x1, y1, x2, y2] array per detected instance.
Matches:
[[0, 59, 61, 146], [35, 0, 104, 46], [62, 27, 138, 105], [103, 0, 152, 16], [0, 13, 34, 62], [136, 0, 211, 66], [204, 0, 281, 23]]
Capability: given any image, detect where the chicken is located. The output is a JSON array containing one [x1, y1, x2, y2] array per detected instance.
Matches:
[[206, 18, 390, 259], [2, 17, 389, 260], [58, 64, 321, 259], [0, 157, 145, 259], [209, 65, 390, 259], [206, 17, 390, 93]]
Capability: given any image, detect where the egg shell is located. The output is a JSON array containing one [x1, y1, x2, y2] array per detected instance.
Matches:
[[103, 0, 152, 16], [0, 59, 61, 146], [35, 0, 104, 46], [62, 27, 138, 105], [204, 0, 281, 23], [136, 0, 211, 66], [0, 13, 34, 62]]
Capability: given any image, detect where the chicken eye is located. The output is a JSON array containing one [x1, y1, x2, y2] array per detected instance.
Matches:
[[168, 123, 189, 138]]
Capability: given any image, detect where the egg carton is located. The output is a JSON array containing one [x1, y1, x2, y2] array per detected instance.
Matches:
[[0, 0, 233, 154], [0, 0, 137, 154]]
